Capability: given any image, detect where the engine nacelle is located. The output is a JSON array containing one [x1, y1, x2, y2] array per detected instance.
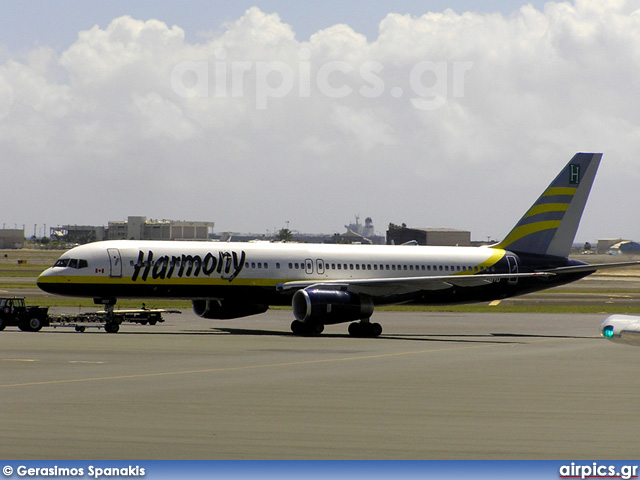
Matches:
[[292, 289, 374, 325], [192, 300, 268, 320], [601, 314, 640, 346]]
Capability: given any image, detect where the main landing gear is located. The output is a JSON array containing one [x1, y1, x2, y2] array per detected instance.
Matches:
[[290, 319, 382, 338], [290, 320, 324, 336], [348, 319, 382, 338]]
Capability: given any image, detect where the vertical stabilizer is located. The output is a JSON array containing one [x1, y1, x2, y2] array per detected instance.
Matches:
[[494, 152, 602, 258]]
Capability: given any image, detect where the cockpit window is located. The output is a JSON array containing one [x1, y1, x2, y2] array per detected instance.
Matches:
[[53, 258, 88, 269]]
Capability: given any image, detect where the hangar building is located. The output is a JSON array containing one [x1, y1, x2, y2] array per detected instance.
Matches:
[[0, 229, 25, 249], [386, 227, 471, 246]]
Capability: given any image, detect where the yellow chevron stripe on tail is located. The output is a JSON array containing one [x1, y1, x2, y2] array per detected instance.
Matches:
[[494, 153, 602, 258]]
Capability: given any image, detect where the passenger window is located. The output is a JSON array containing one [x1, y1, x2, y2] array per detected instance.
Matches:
[[264, 263, 268, 269], [276, 263, 280, 269], [288, 263, 293, 269]]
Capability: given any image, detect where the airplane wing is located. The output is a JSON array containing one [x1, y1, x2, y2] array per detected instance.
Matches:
[[277, 272, 554, 297], [277, 261, 639, 297]]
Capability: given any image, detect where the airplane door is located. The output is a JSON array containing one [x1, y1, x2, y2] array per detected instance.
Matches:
[[108, 248, 122, 277], [506, 255, 518, 285], [316, 259, 325, 275], [305, 258, 313, 275]]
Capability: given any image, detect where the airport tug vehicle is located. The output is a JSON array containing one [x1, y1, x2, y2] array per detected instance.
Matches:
[[0, 296, 179, 333]]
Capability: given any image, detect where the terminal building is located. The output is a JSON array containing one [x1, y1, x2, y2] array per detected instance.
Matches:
[[55, 217, 214, 243], [106, 217, 214, 241]]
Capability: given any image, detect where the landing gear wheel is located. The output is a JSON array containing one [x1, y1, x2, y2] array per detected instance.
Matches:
[[290, 320, 324, 336], [348, 321, 382, 338], [75, 326, 86, 333], [291, 320, 304, 335], [104, 322, 120, 334], [371, 322, 382, 337], [348, 322, 362, 337]]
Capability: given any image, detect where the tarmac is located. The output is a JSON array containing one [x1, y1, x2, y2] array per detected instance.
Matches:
[[1, 308, 639, 459]]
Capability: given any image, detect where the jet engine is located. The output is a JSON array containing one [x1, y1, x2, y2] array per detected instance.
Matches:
[[192, 299, 268, 320], [292, 289, 374, 325], [601, 314, 640, 346]]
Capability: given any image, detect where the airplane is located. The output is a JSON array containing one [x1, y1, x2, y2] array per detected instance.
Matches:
[[37, 152, 640, 337], [601, 315, 640, 346]]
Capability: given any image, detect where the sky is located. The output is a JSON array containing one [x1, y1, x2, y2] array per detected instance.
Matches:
[[1, 0, 640, 243]]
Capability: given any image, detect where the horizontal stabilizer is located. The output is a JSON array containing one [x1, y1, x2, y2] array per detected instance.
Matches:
[[541, 261, 640, 275]]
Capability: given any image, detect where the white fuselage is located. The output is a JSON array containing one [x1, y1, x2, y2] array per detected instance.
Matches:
[[37, 240, 510, 300]]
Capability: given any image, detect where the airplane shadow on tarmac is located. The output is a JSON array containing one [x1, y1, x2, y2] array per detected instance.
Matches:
[[34, 326, 600, 344], [133, 327, 600, 345]]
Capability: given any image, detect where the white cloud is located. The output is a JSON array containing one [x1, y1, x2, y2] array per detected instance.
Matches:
[[2, 2, 640, 242]]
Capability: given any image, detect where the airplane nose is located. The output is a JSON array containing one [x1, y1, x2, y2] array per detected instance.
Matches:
[[36, 268, 57, 293]]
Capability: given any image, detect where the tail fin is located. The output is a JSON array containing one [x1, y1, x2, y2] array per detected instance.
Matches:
[[494, 152, 602, 258]]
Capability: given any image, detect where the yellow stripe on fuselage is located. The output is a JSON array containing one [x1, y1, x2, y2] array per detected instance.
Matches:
[[36, 275, 282, 288], [455, 248, 505, 275]]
